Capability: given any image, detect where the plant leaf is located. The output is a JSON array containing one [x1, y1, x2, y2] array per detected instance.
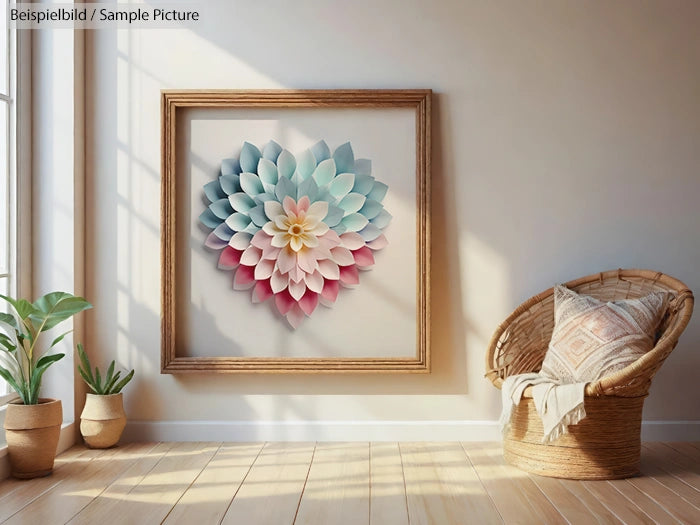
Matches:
[[29, 353, 65, 404], [0, 294, 37, 320], [0, 365, 24, 402], [112, 369, 135, 394], [30, 292, 92, 332]]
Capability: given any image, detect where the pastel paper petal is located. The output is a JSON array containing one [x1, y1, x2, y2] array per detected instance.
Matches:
[[288, 264, 305, 283], [339, 232, 365, 250], [359, 199, 383, 220], [323, 206, 344, 228], [300, 233, 320, 249], [239, 142, 262, 173], [233, 265, 256, 290], [296, 249, 316, 274], [367, 234, 388, 250], [296, 149, 316, 180], [254, 258, 275, 280], [368, 181, 389, 202], [242, 222, 261, 235], [289, 279, 306, 301], [225, 213, 252, 232], [331, 246, 354, 266], [297, 196, 311, 214], [218, 246, 241, 269], [312, 159, 336, 187], [240, 246, 262, 266], [306, 200, 329, 223], [289, 236, 303, 252], [199, 209, 221, 229], [229, 231, 253, 250], [275, 289, 295, 315], [333, 142, 354, 174], [339, 265, 360, 287], [274, 216, 289, 230], [251, 230, 271, 249], [299, 290, 319, 316], [277, 247, 296, 274], [275, 176, 297, 202], [254, 279, 274, 303], [213, 223, 235, 241], [254, 192, 276, 204], [341, 213, 369, 232], [318, 259, 340, 280], [204, 180, 226, 203], [263, 140, 283, 162], [209, 198, 234, 220], [329, 173, 355, 198], [359, 223, 383, 242], [354, 159, 371, 177], [305, 270, 324, 293], [271, 270, 288, 293], [353, 174, 375, 195], [321, 279, 340, 304], [352, 246, 375, 268], [286, 304, 305, 329], [258, 158, 279, 186], [248, 205, 268, 227], [283, 195, 298, 216], [219, 174, 241, 194], [338, 193, 366, 215], [297, 177, 319, 202], [271, 232, 288, 247], [371, 209, 392, 229], [264, 200, 284, 220], [332, 223, 347, 235], [221, 158, 241, 176], [262, 246, 281, 260], [321, 229, 342, 246], [240, 172, 264, 196], [311, 140, 331, 163], [229, 192, 256, 213], [276, 149, 296, 179], [205, 232, 229, 250]]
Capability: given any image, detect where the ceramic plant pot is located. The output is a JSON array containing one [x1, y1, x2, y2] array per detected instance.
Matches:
[[80, 393, 126, 448], [4, 398, 63, 479]]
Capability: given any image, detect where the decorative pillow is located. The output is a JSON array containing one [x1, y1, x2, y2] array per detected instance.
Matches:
[[540, 285, 669, 383]]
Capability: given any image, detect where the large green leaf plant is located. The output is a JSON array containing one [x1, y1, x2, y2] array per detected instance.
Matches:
[[0, 292, 92, 405]]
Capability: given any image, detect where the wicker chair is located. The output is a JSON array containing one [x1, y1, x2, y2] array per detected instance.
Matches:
[[485, 269, 694, 480]]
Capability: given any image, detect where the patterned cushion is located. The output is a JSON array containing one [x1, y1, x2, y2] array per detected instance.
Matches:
[[540, 285, 669, 383]]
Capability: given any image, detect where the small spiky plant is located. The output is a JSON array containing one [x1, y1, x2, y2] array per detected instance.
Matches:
[[77, 343, 134, 395]]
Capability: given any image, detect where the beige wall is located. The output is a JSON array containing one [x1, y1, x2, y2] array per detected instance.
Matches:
[[84, 0, 700, 439]]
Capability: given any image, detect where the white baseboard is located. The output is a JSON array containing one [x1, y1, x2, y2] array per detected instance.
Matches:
[[122, 419, 700, 443]]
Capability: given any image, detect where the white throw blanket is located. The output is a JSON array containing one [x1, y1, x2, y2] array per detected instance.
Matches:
[[499, 373, 586, 443]]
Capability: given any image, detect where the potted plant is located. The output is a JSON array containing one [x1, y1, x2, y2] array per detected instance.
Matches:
[[0, 291, 92, 478], [77, 343, 134, 448]]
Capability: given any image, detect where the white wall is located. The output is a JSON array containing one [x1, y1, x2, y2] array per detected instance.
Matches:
[[84, 0, 700, 440]]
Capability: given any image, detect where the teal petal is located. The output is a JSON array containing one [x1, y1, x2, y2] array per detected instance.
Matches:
[[331, 223, 347, 235], [296, 149, 316, 180], [368, 181, 388, 202], [371, 209, 392, 229], [225, 212, 252, 232], [221, 158, 241, 176], [316, 187, 336, 205], [333, 142, 354, 174], [199, 209, 221, 229], [359, 223, 382, 242], [219, 174, 240, 195], [209, 198, 234, 220], [323, 205, 344, 227], [248, 205, 268, 227], [204, 180, 225, 203], [338, 193, 366, 215], [352, 174, 374, 195], [229, 192, 256, 213], [254, 192, 277, 204], [310, 140, 331, 163], [359, 198, 383, 220], [275, 176, 297, 202], [263, 140, 283, 162], [312, 159, 336, 187], [258, 158, 279, 186], [354, 159, 371, 177], [213, 223, 235, 241], [297, 177, 319, 202], [277, 149, 296, 178], [329, 173, 355, 198], [341, 213, 369, 232], [239, 142, 262, 173], [243, 222, 261, 234], [240, 172, 264, 196]]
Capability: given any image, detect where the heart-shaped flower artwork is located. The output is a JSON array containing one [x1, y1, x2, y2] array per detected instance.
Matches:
[[199, 140, 392, 328]]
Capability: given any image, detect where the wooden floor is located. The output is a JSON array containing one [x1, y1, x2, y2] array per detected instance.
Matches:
[[0, 442, 698, 524]]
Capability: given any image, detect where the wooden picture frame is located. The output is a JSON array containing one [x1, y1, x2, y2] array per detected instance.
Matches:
[[161, 89, 431, 373]]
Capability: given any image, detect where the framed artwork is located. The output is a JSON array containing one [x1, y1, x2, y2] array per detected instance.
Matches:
[[161, 89, 431, 373]]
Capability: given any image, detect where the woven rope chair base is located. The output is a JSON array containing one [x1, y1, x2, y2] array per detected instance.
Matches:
[[504, 396, 645, 480]]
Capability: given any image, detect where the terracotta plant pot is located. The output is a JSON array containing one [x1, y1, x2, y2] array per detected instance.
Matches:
[[3, 398, 63, 479], [80, 393, 126, 448]]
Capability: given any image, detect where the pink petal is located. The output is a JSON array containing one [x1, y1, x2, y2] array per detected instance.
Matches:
[[251, 230, 272, 249], [331, 246, 354, 267], [318, 259, 340, 280], [367, 234, 388, 250], [320, 229, 342, 247], [297, 195, 310, 213], [321, 279, 340, 304], [205, 232, 229, 250], [339, 232, 365, 250], [240, 246, 262, 266], [289, 279, 307, 301], [275, 290, 295, 315], [270, 269, 288, 293], [339, 265, 360, 287], [283, 195, 298, 216], [233, 265, 256, 290], [299, 290, 319, 316], [254, 280, 274, 303], [288, 264, 305, 283], [262, 245, 281, 260], [305, 270, 324, 293], [286, 304, 305, 329], [254, 258, 275, 280], [352, 246, 375, 268], [277, 247, 296, 274], [218, 247, 242, 270], [297, 248, 318, 274]]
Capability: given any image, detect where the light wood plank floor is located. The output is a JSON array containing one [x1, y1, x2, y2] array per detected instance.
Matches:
[[0, 442, 699, 524]]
